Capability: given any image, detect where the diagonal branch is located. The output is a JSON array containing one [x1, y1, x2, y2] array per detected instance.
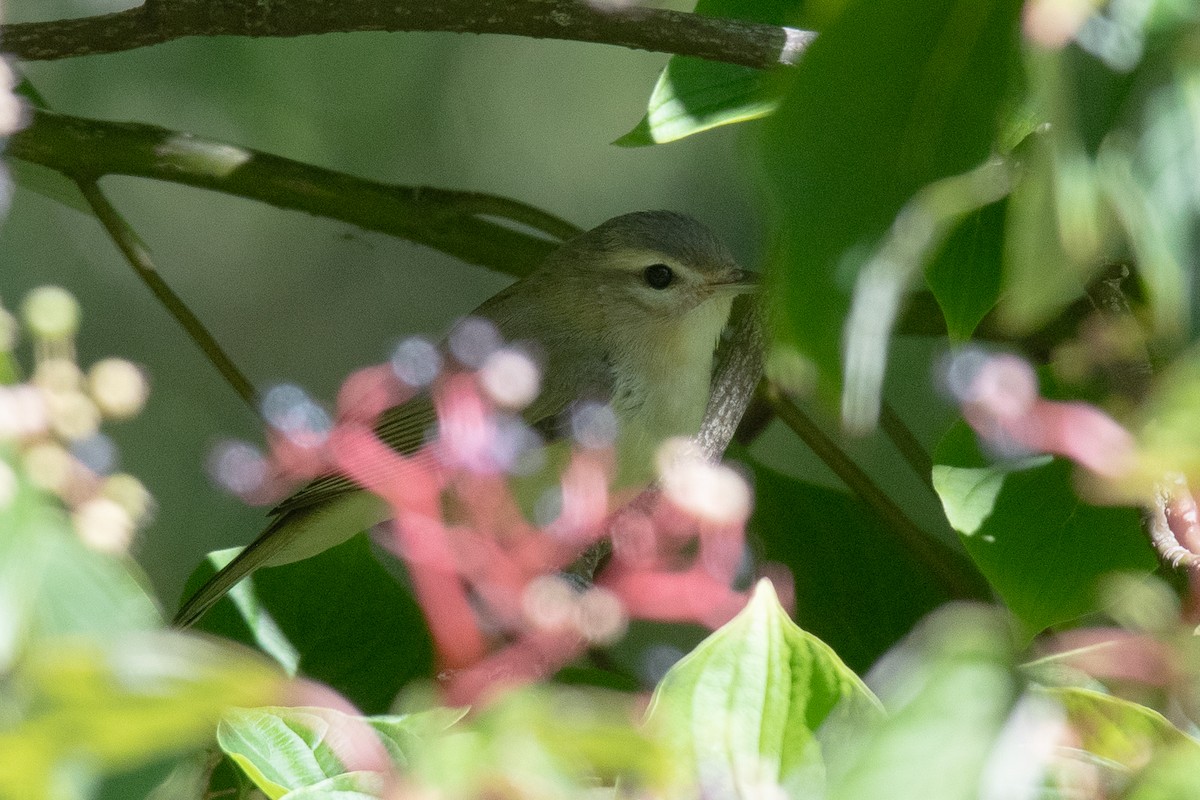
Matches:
[[77, 178, 262, 415], [8, 108, 577, 279], [2, 0, 814, 67]]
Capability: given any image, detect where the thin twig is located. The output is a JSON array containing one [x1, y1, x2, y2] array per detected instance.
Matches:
[[76, 179, 262, 416], [765, 383, 989, 600], [879, 402, 934, 490], [2, 0, 814, 67]]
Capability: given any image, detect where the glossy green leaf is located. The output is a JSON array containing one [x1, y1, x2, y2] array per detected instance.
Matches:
[[932, 422, 1155, 632], [826, 604, 1017, 800], [925, 199, 1006, 341], [218, 705, 458, 799], [648, 579, 881, 798], [616, 58, 782, 147], [740, 450, 952, 672], [219, 707, 355, 799], [761, 0, 1022, 401], [183, 535, 435, 713], [616, 0, 803, 146]]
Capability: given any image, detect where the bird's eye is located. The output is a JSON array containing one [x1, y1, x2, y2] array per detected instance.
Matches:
[[643, 263, 674, 290]]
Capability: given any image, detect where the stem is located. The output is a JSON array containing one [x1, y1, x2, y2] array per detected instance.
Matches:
[[765, 383, 989, 600], [2, 0, 814, 67], [76, 179, 262, 416], [879, 402, 934, 490]]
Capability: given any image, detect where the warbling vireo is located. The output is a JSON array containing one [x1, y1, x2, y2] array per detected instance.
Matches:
[[175, 210, 755, 627]]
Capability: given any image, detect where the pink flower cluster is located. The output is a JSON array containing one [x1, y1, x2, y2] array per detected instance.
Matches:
[[225, 335, 760, 704]]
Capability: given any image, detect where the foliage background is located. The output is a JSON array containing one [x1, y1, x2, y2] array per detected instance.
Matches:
[[3, 0, 951, 603]]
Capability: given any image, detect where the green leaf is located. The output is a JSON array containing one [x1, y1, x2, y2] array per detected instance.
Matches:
[[616, 0, 802, 146], [281, 772, 382, 800], [402, 688, 672, 797], [615, 58, 782, 146], [932, 422, 1156, 632], [1126, 742, 1200, 800], [0, 448, 160, 670], [219, 706, 459, 799], [367, 708, 467, 768], [0, 633, 281, 800], [7, 158, 91, 215], [1041, 686, 1200, 769], [826, 604, 1018, 800], [761, 0, 1022, 400], [648, 579, 881, 798], [184, 535, 435, 713], [739, 450, 952, 672], [219, 707, 352, 799], [925, 198, 1006, 340]]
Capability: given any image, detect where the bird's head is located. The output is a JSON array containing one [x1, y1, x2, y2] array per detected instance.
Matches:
[[536, 211, 755, 343]]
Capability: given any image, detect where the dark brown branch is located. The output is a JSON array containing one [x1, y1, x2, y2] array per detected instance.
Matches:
[[3, 0, 814, 67], [8, 108, 576, 279]]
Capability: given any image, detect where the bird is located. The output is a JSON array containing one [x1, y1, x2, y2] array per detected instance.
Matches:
[[174, 210, 755, 628]]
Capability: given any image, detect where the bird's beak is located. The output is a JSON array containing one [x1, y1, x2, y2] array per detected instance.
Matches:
[[711, 269, 759, 294]]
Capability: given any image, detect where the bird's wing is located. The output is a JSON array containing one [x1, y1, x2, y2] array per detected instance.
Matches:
[[176, 299, 618, 628], [173, 489, 388, 628], [267, 394, 439, 516], [173, 394, 436, 628]]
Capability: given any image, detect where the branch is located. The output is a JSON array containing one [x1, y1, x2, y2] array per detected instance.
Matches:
[[3, 0, 814, 67], [8, 108, 576, 279], [77, 178, 261, 415], [764, 383, 990, 601], [696, 300, 764, 461]]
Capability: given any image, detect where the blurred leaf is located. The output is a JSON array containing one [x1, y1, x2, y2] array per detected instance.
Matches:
[[761, 0, 1022, 400], [184, 535, 435, 713], [925, 199, 1006, 340], [932, 422, 1155, 632], [401, 688, 671, 799], [367, 708, 467, 768], [95, 757, 180, 800], [826, 604, 1017, 800], [1126, 742, 1200, 800], [0, 633, 281, 800], [1043, 686, 1200, 768], [1000, 118, 1107, 332], [648, 579, 881, 798], [6, 158, 90, 215], [1122, 68, 1200, 339], [281, 772, 382, 800], [1131, 347, 1200, 484], [616, 0, 801, 146], [0, 449, 160, 671], [738, 449, 951, 672]]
